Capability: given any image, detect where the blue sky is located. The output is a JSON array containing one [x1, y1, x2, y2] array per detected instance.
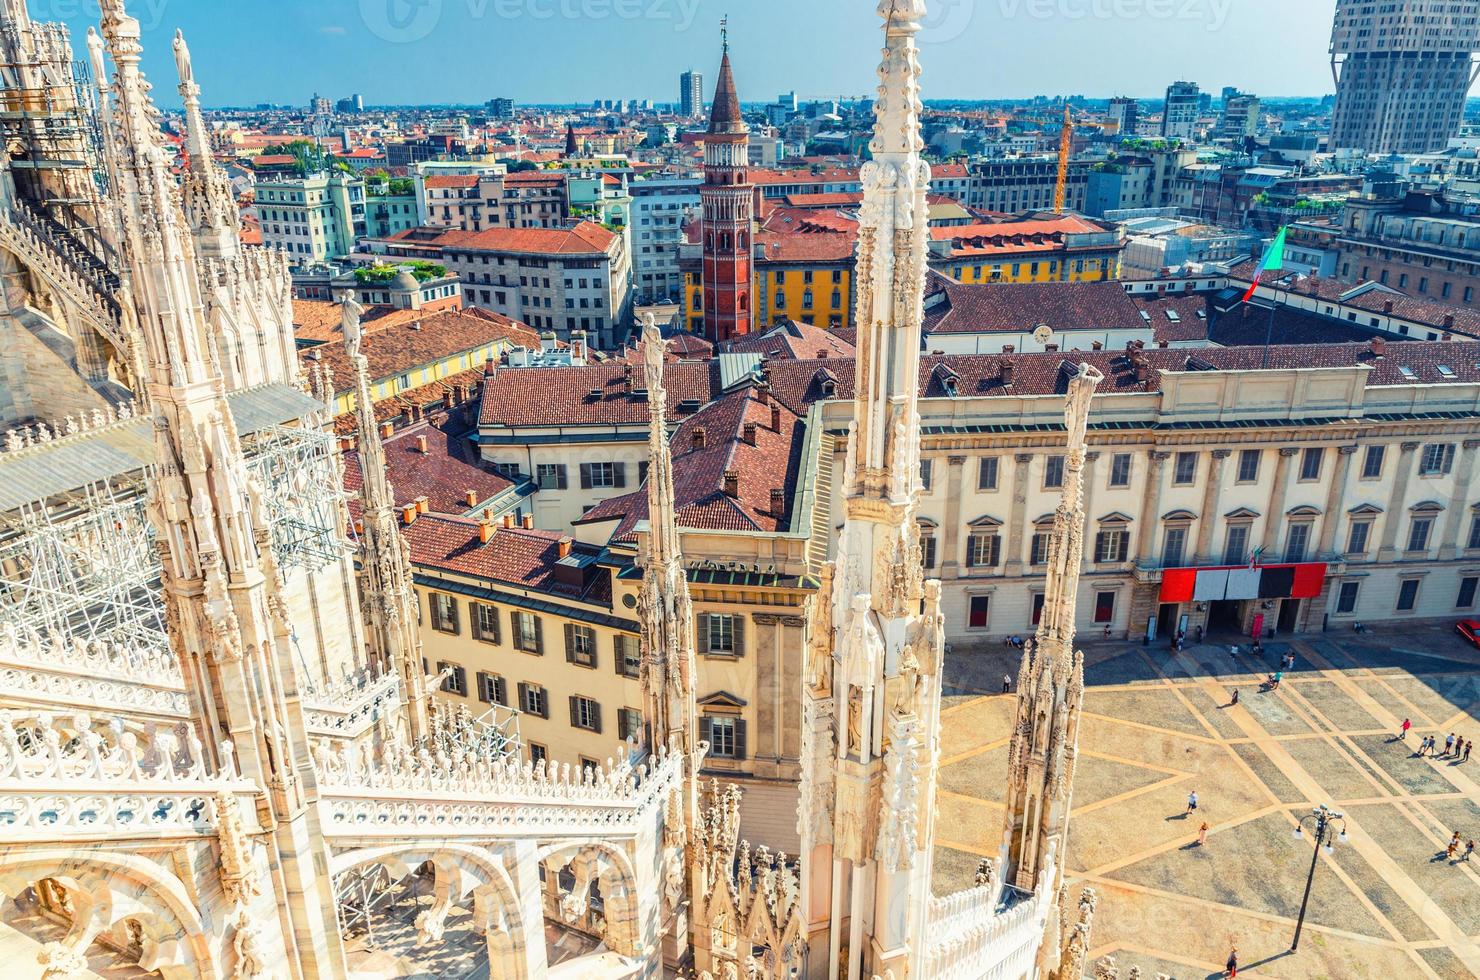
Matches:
[[51, 0, 1340, 108]]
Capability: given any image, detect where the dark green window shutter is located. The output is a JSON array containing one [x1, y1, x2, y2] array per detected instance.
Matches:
[[564, 623, 576, 664], [697, 614, 710, 654], [614, 463, 626, 488], [580, 464, 593, 489], [733, 616, 746, 657], [733, 720, 748, 760]]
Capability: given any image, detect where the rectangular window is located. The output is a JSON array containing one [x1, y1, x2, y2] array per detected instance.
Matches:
[[565, 624, 598, 668], [1224, 525, 1250, 565], [614, 634, 641, 678], [1347, 521, 1371, 556], [437, 661, 467, 696], [1337, 581, 1360, 614], [512, 611, 543, 654], [966, 533, 1001, 568], [1094, 591, 1116, 624], [1108, 453, 1132, 488], [476, 671, 507, 706], [699, 613, 743, 656], [1419, 444, 1455, 476], [1030, 532, 1052, 566], [528, 743, 547, 765], [968, 595, 990, 630], [1459, 577, 1479, 610], [1094, 529, 1128, 563], [978, 457, 999, 491], [1284, 524, 1311, 564], [430, 593, 459, 634], [1361, 445, 1384, 479], [1044, 456, 1065, 490], [920, 533, 937, 570], [493, 462, 521, 481], [919, 459, 933, 491], [1162, 527, 1187, 568], [704, 715, 745, 759], [1237, 450, 1260, 483], [1408, 518, 1433, 553], [618, 707, 643, 743], [580, 462, 626, 489], [472, 602, 501, 644], [1173, 452, 1198, 486], [536, 464, 568, 490], [1469, 516, 1480, 551], [1299, 447, 1324, 482], [1397, 579, 1420, 612], [570, 695, 602, 733]]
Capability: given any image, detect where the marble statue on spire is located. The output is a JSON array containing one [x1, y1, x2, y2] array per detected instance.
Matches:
[[173, 29, 239, 262], [341, 293, 430, 743], [91, 2, 348, 972], [797, 2, 944, 977]]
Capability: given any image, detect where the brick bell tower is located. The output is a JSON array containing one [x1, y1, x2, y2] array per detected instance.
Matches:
[[699, 23, 753, 343]]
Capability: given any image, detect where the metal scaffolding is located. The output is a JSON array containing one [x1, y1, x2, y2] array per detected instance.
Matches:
[[244, 424, 347, 574]]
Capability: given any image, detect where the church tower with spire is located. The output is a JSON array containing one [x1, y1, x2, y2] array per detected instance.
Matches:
[[89, 3, 346, 973], [697, 22, 753, 343], [797, 3, 944, 977]]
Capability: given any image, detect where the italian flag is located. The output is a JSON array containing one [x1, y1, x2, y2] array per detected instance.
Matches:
[[1242, 226, 1287, 303]]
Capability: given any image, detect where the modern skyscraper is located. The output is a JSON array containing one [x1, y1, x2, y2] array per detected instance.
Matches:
[[697, 40, 752, 342], [679, 68, 704, 118], [1108, 96, 1139, 137], [1219, 91, 1261, 140], [1330, 0, 1480, 154], [1161, 80, 1200, 140]]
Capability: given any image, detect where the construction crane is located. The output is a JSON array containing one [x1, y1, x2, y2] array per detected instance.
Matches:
[[1054, 105, 1073, 215]]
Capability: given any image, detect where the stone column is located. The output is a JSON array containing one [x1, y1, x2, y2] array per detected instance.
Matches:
[[941, 455, 967, 579], [1080, 452, 1100, 570], [1194, 450, 1231, 564], [1005, 453, 1034, 574], [752, 613, 781, 778], [1377, 442, 1420, 561], [1439, 440, 1480, 560], [1318, 446, 1360, 559], [1260, 448, 1300, 556], [1134, 451, 1170, 565], [508, 839, 549, 978], [779, 615, 806, 769]]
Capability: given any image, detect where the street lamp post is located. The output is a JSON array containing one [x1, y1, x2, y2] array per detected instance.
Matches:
[[1289, 804, 1347, 952]]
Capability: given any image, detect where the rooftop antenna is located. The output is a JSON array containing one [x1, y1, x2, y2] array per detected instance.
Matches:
[[721, 13, 729, 53]]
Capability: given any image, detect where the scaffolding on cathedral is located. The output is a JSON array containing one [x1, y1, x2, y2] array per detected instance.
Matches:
[[242, 422, 346, 574]]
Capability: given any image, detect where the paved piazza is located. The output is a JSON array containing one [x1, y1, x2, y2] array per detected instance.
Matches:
[[933, 622, 1480, 979]]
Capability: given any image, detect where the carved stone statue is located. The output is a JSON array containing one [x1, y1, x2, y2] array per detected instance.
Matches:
[[846, 686, 864, 755], [339, 294, 366, 358]]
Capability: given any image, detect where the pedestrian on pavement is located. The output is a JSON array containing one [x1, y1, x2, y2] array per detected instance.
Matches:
[[1196, 624, 1204, 644], [1448, 834, 1460, 860], [1002, 674, 1012, 695], [1103, 623, 1112, 640], [1401, 718, 1412, 740], [1420, 735, 1432, 757], [1230, 688, 1240, 706], [1466, 840, 1475, 862], [1186, 790, 1199, 815], [1225, 945, 1239, 979], [1272, 670, 1283, 689], [1230, 644, 1240, 657], [1198, 821, 1208, 845], [1466, 739, 1473, 762], [1446, 733, 1457, 756]]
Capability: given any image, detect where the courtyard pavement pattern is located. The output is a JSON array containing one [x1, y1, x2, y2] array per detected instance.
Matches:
[[932, 621, 1480, 979]]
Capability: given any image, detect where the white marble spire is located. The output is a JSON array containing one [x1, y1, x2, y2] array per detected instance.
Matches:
[[173, 29, 241, 261]]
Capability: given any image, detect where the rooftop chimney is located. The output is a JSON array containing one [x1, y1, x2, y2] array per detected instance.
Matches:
[[742, 422, 757, 445], [416, 435, 429, 455], [558, 536, 573, 559], [415, 496, 429, 515], [503, 514, 515, 528], [817, 350, 828, 359], [1158, 340, 1169, 349], [723, 470, 740, 498], [442, 391, 455, 410], [1000, 360, 1015, 386], [402, 505, 417, 526], [770, 404, 781, 431], [465, 489, 478, 506], [479, 521, 495, 544], [522, 514, 534, 530], [692, 427, 707, 450], [380, 422, 394, 438], [1370, 336, 1386, 359], [1383, 300, 1394, 314], [1444, 313, 1455, 329], [1002, 344, 1015, 354], [1091, 340, 1103, 351], [770, 488, 786, 515], [484, 357, 498, 378]]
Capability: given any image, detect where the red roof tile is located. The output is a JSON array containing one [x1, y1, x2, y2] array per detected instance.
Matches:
[[479, 361, 720, 428], [441, 221, 616, 256], [924, 280, 1147, 335]]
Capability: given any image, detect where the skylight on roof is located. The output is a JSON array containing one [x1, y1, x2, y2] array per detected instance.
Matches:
[[1139, 311, 1151, 323], [1438, 365, 1457, 379], [1398, 366, 1417, 380], [1165, 310, 1181, 322]]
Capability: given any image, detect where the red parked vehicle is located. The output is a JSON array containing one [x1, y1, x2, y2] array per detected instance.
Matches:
[[1459, 620, 1480, 649]]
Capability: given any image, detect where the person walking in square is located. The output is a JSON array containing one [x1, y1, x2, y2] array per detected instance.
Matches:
[[1225, 945, 1239, 979], [1466, 840, 1475, 862], [1448, 833, 1461, 860], [1446, 733, 1457, 757], [1198, 821, 1209, 846], [1186, 790, 1199, 816], [1420, 735, 1433, 757], [1400, 718, 1412, 740], [1002, 674, 1012, 695], [1465, 739, 1473, 762]]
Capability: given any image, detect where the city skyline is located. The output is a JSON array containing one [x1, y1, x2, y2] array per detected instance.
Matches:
[[55, 0, 1351, 109]]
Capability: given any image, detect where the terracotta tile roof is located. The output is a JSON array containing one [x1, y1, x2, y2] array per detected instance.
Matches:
[[404, 514, 609, 601], [440, 221, 616, 256], [343, 417, 513, 518], [754, 231, 857, 264], [721, 319, 855, 360], [931, 216, 1114, 259], [931, 163, 970, 179], [1208, 302, 1387, 348], [783, 192, 863, 208], [502, 171, 566, 187], [1134, 294, 1211, 344], [479, 360, 720, 428], [762, 207, 859, 236], [301, 308, 539, 397], [923, 280, 1147, 335], [749, 167, 860, 187], [332, 365, 487, 436], [576, 386, 804, 539], [425, 174, 480, 190]]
